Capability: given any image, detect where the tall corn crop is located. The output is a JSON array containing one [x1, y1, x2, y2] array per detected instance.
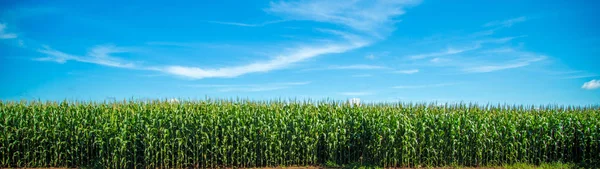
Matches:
[[0, 100, 598, 168]]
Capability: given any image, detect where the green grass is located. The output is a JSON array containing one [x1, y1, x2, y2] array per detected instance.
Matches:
[[325, 162, 581, 169], [0, 99, 598, 168], [503, 162, 576, 169]]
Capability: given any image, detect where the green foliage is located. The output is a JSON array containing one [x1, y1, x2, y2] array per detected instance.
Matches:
[[0, 99, 598, 168]]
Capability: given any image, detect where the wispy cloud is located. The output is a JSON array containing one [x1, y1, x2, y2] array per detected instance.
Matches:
[[393, 83, 458, 89], [152, 0, 418, 79], [480, 48, 516, 54], [36, 45, 136, 68], [405, 15, 544, 74], [206, 20, 287, 27], [562, 75, 600, 79], [329, 64, 388, 70], [366, 54, 376, 60], [549, 70, 584, 75], [476, 36, 527, 44], [0, 23, 18, 39], [546, 70, 599, 79], [483, 16, 527, 27], [429, 57, 450, 63], [36, 42, 370, 79], [266, 0, 420, 38], [408, 36, 523, 60], [365, 51, 389, 60], [463, 56, 546, 73], [145, 41, 235, 48], [185, 81, 311, 92], [29, 0, 420, 80], [351, 74, 373, 77], [302, 64, 389, 71], [408, 44, 481, 60], [338, 91, 374, 96], [393, 69, 419, 74], [162, 42, 367, 79], [582, 80, 600, 90]]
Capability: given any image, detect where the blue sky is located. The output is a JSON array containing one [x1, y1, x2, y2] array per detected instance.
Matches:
[[1, 0, 599, 105]]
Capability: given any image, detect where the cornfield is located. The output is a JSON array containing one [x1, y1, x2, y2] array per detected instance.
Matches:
[[1, 99, 598, 168]]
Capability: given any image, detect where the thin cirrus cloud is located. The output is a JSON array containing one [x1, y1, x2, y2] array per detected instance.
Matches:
[[408, 44, 481, 60], [205, 20, 287, 27], [185, 81, 311, 92], [581, 79, 600, 90], [542, 70, 599, 79], [392, 83, 458, 89], [0, 23, 18, 39], [351, 74, 373, 77], [328, 64, 387, 70], [338, 92, 374, 96], [406, 16, 547, 74], [143, 0, 418, 79], [393, 69, 419, 74], [562, 75, 600, 79], [365, 54, 376, 60], [162, 0, 418, 79], [36, 45, 136, 69], [407, 36, 525, 60], [315, 64, 389, 71], [483, 16, 528, 28], [33, 0, 420, 80], [299, 64, 389, 72], [37, 36, 368, 78], [162, 42, 367, 79], [266, 0, 421, 38], [463, 56, 546, 73]]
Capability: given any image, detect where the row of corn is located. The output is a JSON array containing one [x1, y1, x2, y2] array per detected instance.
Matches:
[[0, 100, 598, 168]]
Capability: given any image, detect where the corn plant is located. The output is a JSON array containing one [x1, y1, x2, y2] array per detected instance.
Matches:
[[0, 99, 598, 168]]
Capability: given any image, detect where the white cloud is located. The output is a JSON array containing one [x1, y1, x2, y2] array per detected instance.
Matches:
[[543, 70, 600, 79], [36, 45, 136, 68], [206, 20, 287, 27], [266, 0, 420, 38], [393, 83, 457, 89], [302, 64, 388, 71], [409, 36, 522, 60], [480, 48, 516, 54], [366, 54, 376, 60], [393, 69, 419, 74], [562, 75, 599, 79], [186, 81, 311, 92], [159, 1, 406, 79], [476, 36, 526, 45], [483, 16, 527, 27], [365, 51, 389, 60], [430, 57, 450, 63], [407, 21, 543, 74], [582, 80, 600, 90], [463, 56, 546, 73], [339, 92, 374, 96], [0, 23, 18, 39], [329, 64, 388, 70], [408, 44, 481, 60], [162, 42, 366, 79], [351, 74, 373, 77], [32, 0, 419, 80]]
